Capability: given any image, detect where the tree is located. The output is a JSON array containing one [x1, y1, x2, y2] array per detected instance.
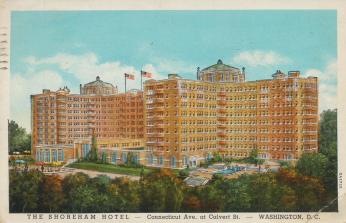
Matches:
[[248, 148, 258, 164], [69, 185, 98, 212], [215, 177, 252, 212], [296, 153, 328, 178], [257, 158, 265, 171], [318, 109, 338, 199], [247, 173, 278, 211], [39, 175, 65, 212], [319, 109, 337, 155], [62, 172, 90, 211], [276, 168, 326, 211], [139, 169, 184, 212], [8, 120, 31, 154], [9, 170, 44, 212], [113, 177, 140, 212], [89, 134, 98, 162]]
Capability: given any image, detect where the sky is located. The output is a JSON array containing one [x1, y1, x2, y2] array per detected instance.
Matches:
[[10, 10, 337, 132]]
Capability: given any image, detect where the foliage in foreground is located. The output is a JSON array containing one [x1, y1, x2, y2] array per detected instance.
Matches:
[[9, 166, 332, 213], [9, 110, 337, 213]]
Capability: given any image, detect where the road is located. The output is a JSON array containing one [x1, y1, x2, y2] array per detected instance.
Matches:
[[47, 167, 140, 181]]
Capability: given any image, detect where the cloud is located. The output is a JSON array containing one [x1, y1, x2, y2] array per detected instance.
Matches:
[[13, 52, 171, 130], [10, 70, 65, 131], [303, 60, 337, 112], [232, 50, 291, 67], [24, 53, 166, 92], [305, 60, 336, 81]]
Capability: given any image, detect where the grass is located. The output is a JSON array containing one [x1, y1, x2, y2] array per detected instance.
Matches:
[[67, 161, 153, 176]]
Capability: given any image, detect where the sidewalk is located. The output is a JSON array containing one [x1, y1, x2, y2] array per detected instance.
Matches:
[[52, 167, 140, 181]]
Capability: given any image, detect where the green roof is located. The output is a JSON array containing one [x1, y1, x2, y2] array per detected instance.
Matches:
[[84, 76, 115, 88], [201, 59, 240, 72]]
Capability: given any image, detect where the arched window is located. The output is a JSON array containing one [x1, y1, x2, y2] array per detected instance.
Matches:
[[159, 155, 164, 166], [183, 156, 188, 166], [112, 152, 117, 164], [171, 156, 176, 168], [148, 154, 153, 165], [36, 150, 40, 161], [46, 150, 50, 162], [122, 153, 127, 163], [53, 149, 57, 162], [131, 154, 139, 164]]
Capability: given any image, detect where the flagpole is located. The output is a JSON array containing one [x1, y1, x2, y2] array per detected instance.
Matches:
[[124, 73, 127, 95], [140, 70, 143, 91]]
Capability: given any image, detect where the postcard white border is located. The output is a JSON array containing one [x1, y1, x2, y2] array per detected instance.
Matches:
[[0, 0, 345, 223]]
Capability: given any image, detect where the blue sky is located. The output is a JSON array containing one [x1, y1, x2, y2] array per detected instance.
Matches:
[[10, 10, 337, 131]]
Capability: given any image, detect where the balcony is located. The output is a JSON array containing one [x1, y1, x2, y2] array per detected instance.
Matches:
[[217, 132, 226, 137], [154, 98, 165, 103], [153, 107, 165, 112], [146, 115, 155, 120], [154, 125, 164, 129], [218, 148, 228, 152], [217, 124, 227, 129], [155, 89, 164, 93], [218, 140, 227, 145], [155, 115, 165, 120], [217, 116, 227, 122], [154, 133, 165, 137], [147, 141, 165, 146], [87, 119, 96, 124], [217, 92, 226, 97], [217, 100, 226, 106], [218, 108, 227, 113]]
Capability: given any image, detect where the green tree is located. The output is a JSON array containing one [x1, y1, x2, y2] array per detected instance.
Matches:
[[319, 109, 337, 155], [113, 177, 140, 212], [296, 153, 328, 178], [257, 158, 265, 171], [89, 135, 98, 162], [248, 148, 258, 164], [247, 173, 278, 211], [318, 109, 337, 200], [8, 120, 31, 154], [62, 172, 90, 211], [9, 170, 44, 212], [140, 169, 184, 212], [213, 176, 251, 212], [69, 185, 98, 212]]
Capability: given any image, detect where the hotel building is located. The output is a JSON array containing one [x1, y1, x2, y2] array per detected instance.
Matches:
[[144, 60, 318, 168], [31, 76, 145, 164], [31, 60, 318, 168]]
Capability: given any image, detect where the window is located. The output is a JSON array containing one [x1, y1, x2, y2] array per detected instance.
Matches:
[[111, 152, 117, 164], [171, 156, 176, 168], [159, 155, 164, 166]]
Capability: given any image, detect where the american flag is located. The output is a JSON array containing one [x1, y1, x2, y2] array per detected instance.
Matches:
[[124, 73, 135, 80], [141, 70, 153, 78]]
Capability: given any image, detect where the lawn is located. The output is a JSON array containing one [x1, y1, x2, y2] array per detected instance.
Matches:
[[67, 162, 153, 176]]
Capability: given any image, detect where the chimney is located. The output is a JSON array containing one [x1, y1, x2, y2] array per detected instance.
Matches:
[[242, 67, 246, 80], [197, 67, 200, 80]]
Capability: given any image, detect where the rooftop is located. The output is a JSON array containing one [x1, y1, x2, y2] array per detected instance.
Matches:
[[201, 59, 240, 72], [83, 76, 115, 88]]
